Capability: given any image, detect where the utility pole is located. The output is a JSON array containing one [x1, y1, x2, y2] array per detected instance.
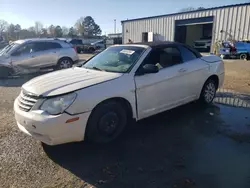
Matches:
[[114, 19, 116, 34]]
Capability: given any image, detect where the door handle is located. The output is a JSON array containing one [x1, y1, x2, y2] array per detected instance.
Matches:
[[178, 68, 187, 73]]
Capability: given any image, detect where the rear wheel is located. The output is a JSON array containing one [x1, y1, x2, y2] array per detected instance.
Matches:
[[86, 101, 127, 144], [57, 58, 73, 69], [239, 53, 248, 60], [199, 79, 217, 104]]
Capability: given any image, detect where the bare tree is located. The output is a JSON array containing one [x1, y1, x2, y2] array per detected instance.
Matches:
[[0, 19, 8, 34], [74, 17, 85, 36], [47, 25, 55, 37], [34, 21, 43, 35], [62, 26, 69, 36]]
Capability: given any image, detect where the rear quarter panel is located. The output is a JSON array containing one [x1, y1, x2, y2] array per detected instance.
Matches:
[[58, 48, 79, 62]]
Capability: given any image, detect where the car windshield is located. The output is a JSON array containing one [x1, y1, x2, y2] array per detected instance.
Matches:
[[0, 42, 20, 55], [82, 46, 145, 73]]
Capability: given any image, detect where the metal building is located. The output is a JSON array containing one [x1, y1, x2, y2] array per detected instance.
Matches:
[[121, 3, 250, 50]]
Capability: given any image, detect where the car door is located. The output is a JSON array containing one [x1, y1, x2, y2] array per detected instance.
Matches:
[[177, 45, 209, 98], [134, 45, 192, 119], [30, 42, 60, 68], [11, 42, 36, 69]]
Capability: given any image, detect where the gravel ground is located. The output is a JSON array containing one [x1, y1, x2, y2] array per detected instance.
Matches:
[[0, 56, 250, 188]]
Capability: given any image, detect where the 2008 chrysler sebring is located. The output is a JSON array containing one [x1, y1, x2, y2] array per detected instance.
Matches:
[[14, 42, 224, 145]]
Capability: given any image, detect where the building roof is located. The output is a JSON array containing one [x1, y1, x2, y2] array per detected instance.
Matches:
[[121, 2, 250, 23]]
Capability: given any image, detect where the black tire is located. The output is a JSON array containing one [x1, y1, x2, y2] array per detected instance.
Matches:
[[86, 101, 127, 144], [199, 79, 217, 104], [56, 57, 73, 70], [239, 53, 248, 60]]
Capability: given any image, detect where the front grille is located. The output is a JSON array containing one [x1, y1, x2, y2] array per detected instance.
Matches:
[[18, 91, 39, 112]]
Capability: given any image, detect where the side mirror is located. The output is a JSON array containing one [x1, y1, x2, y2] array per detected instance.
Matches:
[[142, 64, 159, 74]]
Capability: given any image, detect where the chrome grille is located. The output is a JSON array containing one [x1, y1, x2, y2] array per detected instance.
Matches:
[[18, 91, 39, 112]]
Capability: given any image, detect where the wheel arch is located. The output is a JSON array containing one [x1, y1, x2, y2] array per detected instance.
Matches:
[[206, 75, 219, 89], [199, 74, 219, 96], [57, 56, 73, 64], [91, 97, 134, 120]]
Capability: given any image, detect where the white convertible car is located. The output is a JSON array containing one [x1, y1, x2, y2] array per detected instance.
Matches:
[[14, 42, 224, 145]]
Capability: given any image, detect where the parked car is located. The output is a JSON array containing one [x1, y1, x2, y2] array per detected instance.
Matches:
[[91, 40, 105, 50], [67, 38, 96, 53], [219, 41, 250, 60], [14, 42, 224, 145], [193, 36, 212, 51], [0, 38, 79, 76]]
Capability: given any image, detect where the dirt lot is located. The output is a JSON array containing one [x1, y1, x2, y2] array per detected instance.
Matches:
[[0, 55, 250, 188]]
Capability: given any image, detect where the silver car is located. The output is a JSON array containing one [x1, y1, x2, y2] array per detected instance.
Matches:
[[0, 38, 79, 76]]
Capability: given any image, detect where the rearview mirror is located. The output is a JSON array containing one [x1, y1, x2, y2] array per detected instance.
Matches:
[[142, 64, 159, 74]]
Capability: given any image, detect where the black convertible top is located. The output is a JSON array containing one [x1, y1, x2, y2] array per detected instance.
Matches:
[[133, 41, 202, 58]]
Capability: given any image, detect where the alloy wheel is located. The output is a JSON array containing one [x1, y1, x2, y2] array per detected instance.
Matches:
[[204, 82, 216, 103]]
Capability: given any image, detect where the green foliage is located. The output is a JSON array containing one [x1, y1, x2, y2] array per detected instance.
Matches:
[[74, 16, 102, 37], [54, 25, 63, 37]]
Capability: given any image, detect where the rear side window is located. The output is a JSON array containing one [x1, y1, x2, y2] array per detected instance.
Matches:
[[47, 42, 62, 49], [70, 39, 82, 45], [178, 46, 198, 62]]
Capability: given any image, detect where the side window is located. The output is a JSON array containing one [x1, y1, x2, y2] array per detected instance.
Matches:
[[47, 42, 62, 49], [178, 46, 197, 62], [13, 43, 36, 55], [70, 39, 81, 45], [140, 46, 182, 71], [157, 47, 182, 69]]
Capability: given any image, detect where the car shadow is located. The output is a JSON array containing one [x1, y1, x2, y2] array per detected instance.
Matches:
[[0, 73, 46, 87], [43, 102, 236, 187]]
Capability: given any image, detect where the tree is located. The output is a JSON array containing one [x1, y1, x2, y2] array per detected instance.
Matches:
[[14, 24, 21, 39], [40, 28, 48, 37], [54, 25, 63, 37], [68, 27, 77, 37], [27, 27, 36, 38], [48, 25, 55, 37], [74, 17, 84, 36], [0, 19, 8, 34], [74, 16, 102, 37], [62, 26, 69, 36], [7, 24, 16, 40], [83, 16, 102, 36], [34, 21, 43, 35]]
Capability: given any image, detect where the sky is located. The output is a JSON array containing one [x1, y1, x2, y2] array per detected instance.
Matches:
[[0, 0, 248, 35]]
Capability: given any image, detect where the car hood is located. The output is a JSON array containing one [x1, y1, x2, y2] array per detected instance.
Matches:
[[22, 67, 123, 97]]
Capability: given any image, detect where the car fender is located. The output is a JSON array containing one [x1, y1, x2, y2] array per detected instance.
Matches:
[[66, 74, 137, 119]]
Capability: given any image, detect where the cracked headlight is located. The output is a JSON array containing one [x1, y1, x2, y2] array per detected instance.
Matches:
[[40, 93, 77, 115]]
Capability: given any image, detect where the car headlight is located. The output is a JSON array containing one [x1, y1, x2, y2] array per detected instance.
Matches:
[[40, 93, 77, 115]]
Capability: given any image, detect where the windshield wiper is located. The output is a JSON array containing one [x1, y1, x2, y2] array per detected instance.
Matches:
[[92, 66, 106, 71]]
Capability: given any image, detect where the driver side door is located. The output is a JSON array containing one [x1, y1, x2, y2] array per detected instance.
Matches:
[[11, 42, 36, 69], [134, 45, 191, 119]]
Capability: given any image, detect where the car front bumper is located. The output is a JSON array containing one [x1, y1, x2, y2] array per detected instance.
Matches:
[[14, 98, 91, 145]]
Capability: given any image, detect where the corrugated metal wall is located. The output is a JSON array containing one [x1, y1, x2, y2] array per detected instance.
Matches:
[[122, 4, 250, 44]]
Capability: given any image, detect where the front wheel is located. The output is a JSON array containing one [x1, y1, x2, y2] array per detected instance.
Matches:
[[199, 79, 217, 104], [86, 101, 127, 144], [57, 58, 73, 70]]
